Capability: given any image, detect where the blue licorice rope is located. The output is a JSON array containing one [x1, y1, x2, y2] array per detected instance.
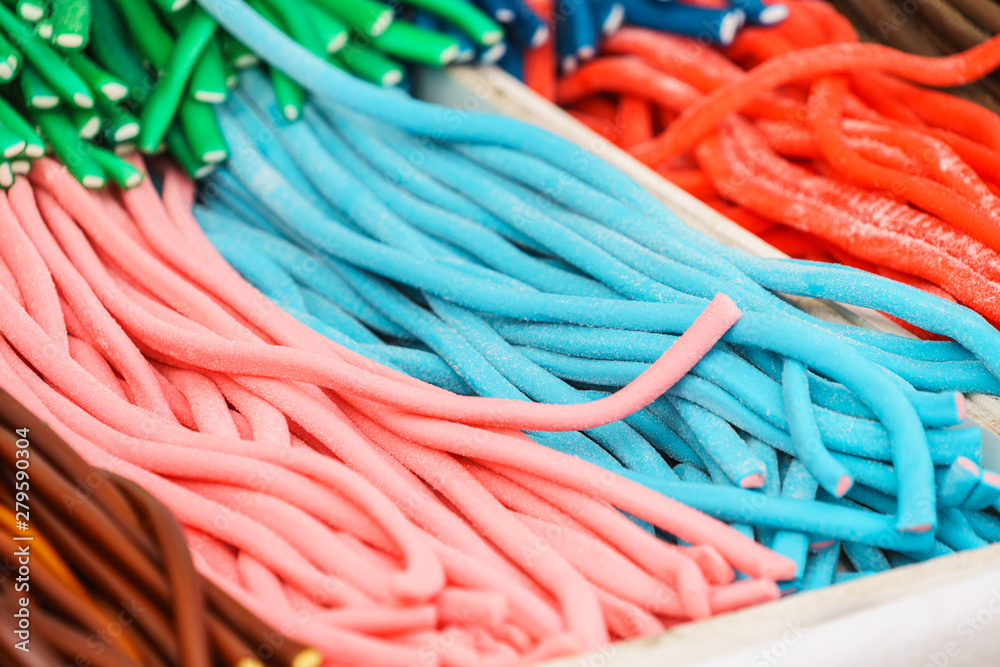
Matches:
[[212, 83, 940, 532], [842, 540, 891, 574], [800, 541, 839, 591], [769, 459, 817, 581], [302, 111, 960, 532], [451, 143, 986, 368], [961, 473, 1000, 511], [189, 0, 1000, 560], [964, 510, 1000, 542], [937, 459, 980, 509], [781, 359, 853, 498]]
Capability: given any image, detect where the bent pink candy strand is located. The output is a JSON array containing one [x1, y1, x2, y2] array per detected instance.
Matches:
[[30, 156, 742, 434]]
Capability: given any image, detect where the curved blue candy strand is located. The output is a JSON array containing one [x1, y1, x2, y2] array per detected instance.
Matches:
[[769, 459, 818, 582], [801, 541, 839, 591], [842, 541, 890, 573], [963, 510, 1000, 542], [781, 359, 853, 498], [673, 398, 766, 488], [455, 144, 979, 365]]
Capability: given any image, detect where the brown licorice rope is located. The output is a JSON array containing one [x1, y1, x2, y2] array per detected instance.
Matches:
[[0, 389, 322, 667], [831, 0, 1000, 111]]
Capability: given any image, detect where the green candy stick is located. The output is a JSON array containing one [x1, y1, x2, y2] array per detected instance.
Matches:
[[254, 0, 325, 57], [0, 123, 27, 159], [189, 35, 228, 103], [0, 161, 13, 189], [51, 0, 90, 50], [0, 30, 20, 80], [32, 107, 106, 188], [20, 65, 60, 108], [372, 19, 461, 66], [310, 0, 393, 38], [89, 0, 151, 97], [0, 3, 94, 107], [220, 32, 257, 69], [179, 98, 227, 163], [106, 0, 172, 69], [337, 41, 404, 87], [163, 7, 229, 104], [303, 3, 348, 54], [71, 106, 100, 139], [397, 0, 503, 46], [65, 51, 129, 102], [247, 0, 304, 122], [270, 65, 303, 121], [165, 123, 213, 179], [0, 98, 45, 158], [148, 0, 190, 13], [136, 7, 217, 152], [95, 95, 140, 144], [91, 146, 143, 188]]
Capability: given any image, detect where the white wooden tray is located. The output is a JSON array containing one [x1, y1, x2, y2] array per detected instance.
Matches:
[[413, 65, 1000, 667]]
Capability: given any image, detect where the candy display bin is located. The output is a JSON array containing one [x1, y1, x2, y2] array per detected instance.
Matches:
[[415, 65, 1000, 667]]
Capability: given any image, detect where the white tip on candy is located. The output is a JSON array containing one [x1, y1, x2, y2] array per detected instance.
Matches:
[[32, 95, 60, 109], [82, 175, 106, 190], [758, 4, 790, 26], [114, 123, 141, 143], [56, 33, 85, 49], [328, 32, 348, 55], [102, 82, 130, 102], [719, 10, 746, 47], [603, 4, 626, 35], [194, 91, 228, 104], [202, 149, 229, 164], [19, 3, 44, 21]]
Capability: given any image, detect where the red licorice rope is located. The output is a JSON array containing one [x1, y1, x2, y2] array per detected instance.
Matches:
[[636, 32, 1000, 165]]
